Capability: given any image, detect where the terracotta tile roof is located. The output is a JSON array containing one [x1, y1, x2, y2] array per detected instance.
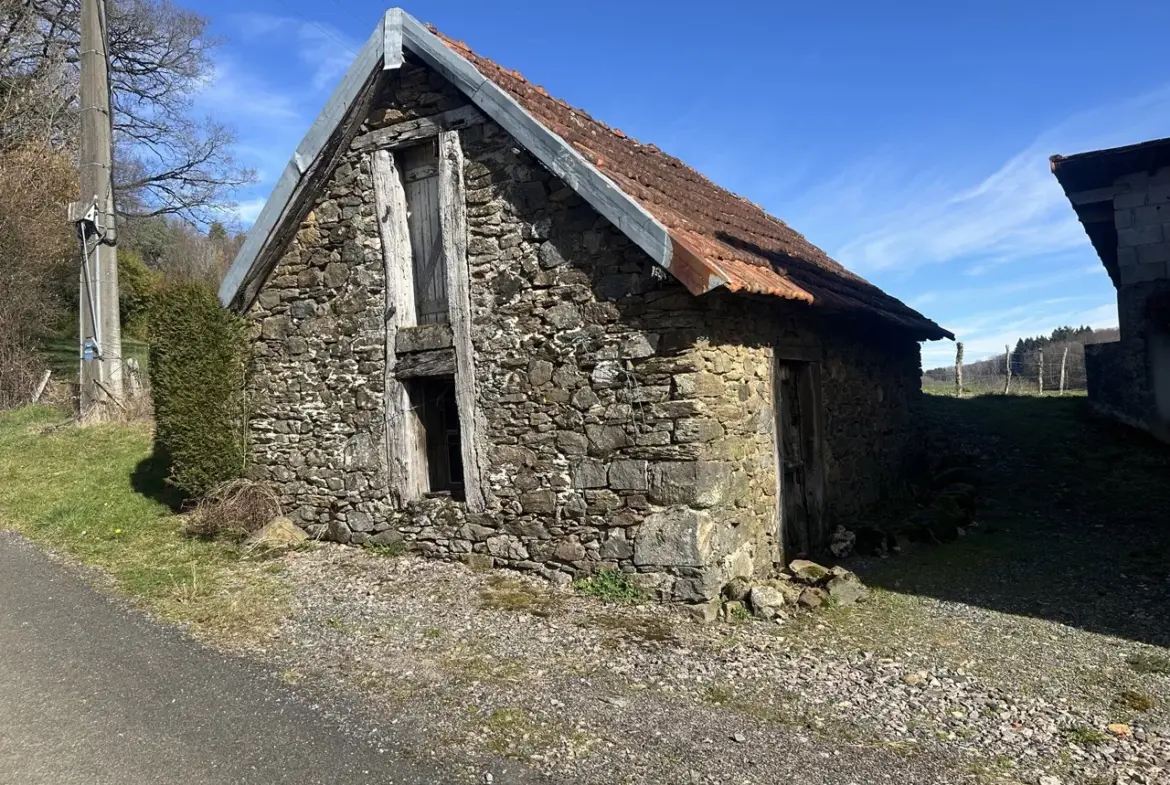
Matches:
[[434, 30, 951, 340]]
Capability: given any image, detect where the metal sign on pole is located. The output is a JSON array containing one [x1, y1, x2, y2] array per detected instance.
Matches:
[[75, 0, 122, 418]]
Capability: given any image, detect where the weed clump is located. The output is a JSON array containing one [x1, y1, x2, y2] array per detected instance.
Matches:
[[573, 570, 644, 603], [1114, 689, 1156, 712], [1127, 653, 1170, 675]]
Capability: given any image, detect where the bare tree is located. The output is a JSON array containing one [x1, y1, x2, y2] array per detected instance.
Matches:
[[0, 143, 75, 407], [1, 0, 255, 223], [0, 0, 74, 151]]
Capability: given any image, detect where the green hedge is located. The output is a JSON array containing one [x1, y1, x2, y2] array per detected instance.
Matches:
[[148, 282, 250, 498]]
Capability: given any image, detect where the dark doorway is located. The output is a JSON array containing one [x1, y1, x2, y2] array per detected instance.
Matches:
[[408, 376, 464, 498], [773, 358, 826, 561]]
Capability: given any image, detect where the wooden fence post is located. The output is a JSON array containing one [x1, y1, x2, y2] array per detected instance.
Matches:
[[31, 370, 51, 403], [955, 342, 964, 398], [1038, 348, 1044, 395], [1003, 345, 1012, 394], [1059, 345, 1069, 396]]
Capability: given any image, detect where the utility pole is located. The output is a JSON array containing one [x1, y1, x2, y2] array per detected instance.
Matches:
[[74, 0, 122, 418]]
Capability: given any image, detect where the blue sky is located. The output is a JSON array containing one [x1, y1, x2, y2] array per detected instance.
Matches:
[[190, 0, 1170, 368]]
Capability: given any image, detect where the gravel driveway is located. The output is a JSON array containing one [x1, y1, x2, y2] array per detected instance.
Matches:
[[251, 545, 1168, 785], [240, 397, 1170, 785]]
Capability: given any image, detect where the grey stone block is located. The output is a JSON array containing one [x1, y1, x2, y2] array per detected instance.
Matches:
[[608, 459, 647, 490], [1137, 242, 1170, 265], [585, 424, 629, 455], [528, 359, 554, 387], [634, 508, 711, 567], [571, 460, 608, 489], [520, 489, 556, 514], [598, 535, 633, 560], [1119, 224, 1164, 247], [649, 461, 732, 509]]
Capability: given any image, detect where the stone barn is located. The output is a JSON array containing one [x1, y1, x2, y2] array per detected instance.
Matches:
[[219, 9, 952, 608], [1052, 139, 1170, 444]]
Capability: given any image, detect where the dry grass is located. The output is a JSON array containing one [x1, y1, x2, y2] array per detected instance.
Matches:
[[182, 479, 281, 540], [478, 575, 563, 616], [1115, 689, 1156, 712]]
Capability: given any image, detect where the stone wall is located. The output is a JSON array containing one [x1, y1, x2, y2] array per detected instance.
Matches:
[[244, 56, 927, 604], [1093, 169, 1170, 443]]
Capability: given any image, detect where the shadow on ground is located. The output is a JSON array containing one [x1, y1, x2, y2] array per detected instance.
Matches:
[[853, 394, 1170, 648], [130, 449, 186, 512]]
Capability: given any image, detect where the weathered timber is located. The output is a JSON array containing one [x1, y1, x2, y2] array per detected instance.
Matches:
[[1004, 345, 1012, 394], [396, 323, 454, 353], [372, 148, 425, 505], [955, 342, 964, 397], [352, 105, 484, 153], [394, 348, 456, 378], [1059, 345, 1070, 395], [438, 129, 487, 512]]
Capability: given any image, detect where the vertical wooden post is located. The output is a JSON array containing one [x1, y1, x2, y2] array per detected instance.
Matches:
[[1059, 345, 1069, 395], [31, 370, 52, 403], [372, 149, 425, 506], [954, 342, 964, 397], [1003, 345, 1012, 394], [438, 129, 487, 513], [1038, 348, 1044, 395]]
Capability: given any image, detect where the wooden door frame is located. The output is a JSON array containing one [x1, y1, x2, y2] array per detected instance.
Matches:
[[772, 345, 828, 562]]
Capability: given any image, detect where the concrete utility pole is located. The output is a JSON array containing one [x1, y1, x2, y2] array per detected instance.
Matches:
[[74, 0, 122, 418]]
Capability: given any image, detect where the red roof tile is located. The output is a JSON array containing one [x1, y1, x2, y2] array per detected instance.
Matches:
[[434, 30, 950, 340]]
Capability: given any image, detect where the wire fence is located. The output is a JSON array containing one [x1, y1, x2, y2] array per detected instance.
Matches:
[[924, 340, 1094, 396]]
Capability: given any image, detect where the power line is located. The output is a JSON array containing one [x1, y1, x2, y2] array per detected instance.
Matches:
[[307, 18, 357, 57]]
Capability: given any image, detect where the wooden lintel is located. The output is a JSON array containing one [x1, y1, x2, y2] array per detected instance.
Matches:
[[774, 342, 823, 363], [394, 348, 456, 378], [353, 105, 484, 153], [396, 323, 454, 353]]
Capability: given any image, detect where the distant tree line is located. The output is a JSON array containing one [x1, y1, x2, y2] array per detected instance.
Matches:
[[924, 325, 1121, 393]]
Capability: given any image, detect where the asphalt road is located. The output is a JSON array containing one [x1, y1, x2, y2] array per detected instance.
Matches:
[[0, 532, 454, 785]]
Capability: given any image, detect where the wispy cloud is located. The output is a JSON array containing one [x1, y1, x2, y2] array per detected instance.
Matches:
[[911, 263, 1104, 308], [803, 87, 1170, 275], [229, 12, 358, 92], [233, 197, 268, 225], [196, 59, 303, 125]]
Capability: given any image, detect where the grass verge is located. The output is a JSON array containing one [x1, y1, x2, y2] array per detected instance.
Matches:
[[0, 406, 286, 645]]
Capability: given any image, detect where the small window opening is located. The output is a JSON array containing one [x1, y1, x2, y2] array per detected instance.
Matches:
[[408, 376, 464, 498], [400, 139, 448, 325]]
